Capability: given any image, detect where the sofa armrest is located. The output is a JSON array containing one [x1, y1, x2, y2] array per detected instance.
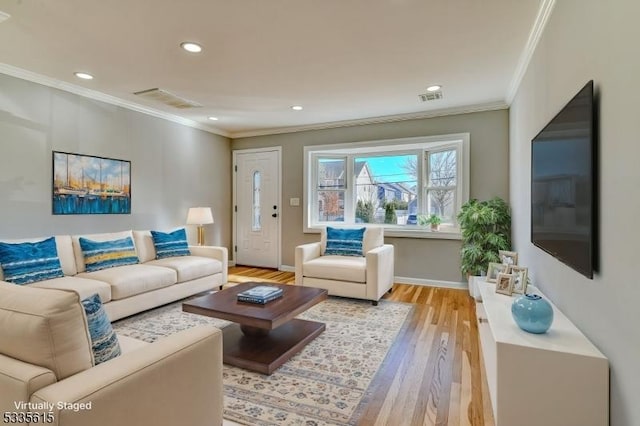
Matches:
[[295, 242, 322, 285], [0, 354, 57, 413], [365, 244, 395, 301], [31, 325, 223, 426], [189, 245, 228, 284]]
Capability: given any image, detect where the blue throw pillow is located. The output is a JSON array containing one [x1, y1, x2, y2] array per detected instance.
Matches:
[[324, 227, 366, 257], [150, 228, 191, 259], [79, 237, 139, 272], [0, 237, 64, 285], [82, 294, 121, 365]]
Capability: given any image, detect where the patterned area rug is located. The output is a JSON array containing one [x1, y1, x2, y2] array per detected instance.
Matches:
[[113, 297, 412, 426]]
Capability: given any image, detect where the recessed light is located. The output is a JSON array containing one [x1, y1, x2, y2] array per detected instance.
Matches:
[[291, 105, 303, 111], [74, 72, 94, 80], [181, 42, 202, 53], [426, 85, 442, 92], [208, 116, 219, 121]]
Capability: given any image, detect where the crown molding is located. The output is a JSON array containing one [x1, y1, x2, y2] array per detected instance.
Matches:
[[506, 0, 556, 104], [229, 101, 508, 139], [0, 63, 230, 138], [1, 62, 513, 141]]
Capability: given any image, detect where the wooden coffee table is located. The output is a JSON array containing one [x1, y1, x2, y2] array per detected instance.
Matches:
[[182, 282, 328, 374]]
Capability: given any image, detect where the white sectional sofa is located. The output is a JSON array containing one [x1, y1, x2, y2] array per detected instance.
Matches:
[[0, 230, 228, 321], [0, 282, 223, 426]]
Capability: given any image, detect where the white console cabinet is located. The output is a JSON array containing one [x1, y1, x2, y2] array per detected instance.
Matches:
[[476, 281, 609, 426]]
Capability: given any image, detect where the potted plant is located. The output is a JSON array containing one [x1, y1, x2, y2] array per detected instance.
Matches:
[[418, 214, 442, 231], [427, 214, 441, 231], [457, 197, 511, 297]]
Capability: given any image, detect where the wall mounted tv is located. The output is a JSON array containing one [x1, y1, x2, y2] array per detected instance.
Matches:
[[531, 80, 596, 279]]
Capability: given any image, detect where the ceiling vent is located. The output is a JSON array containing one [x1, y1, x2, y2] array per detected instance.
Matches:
[[418, 90, 443, 102], [133, 88, 202, 109]]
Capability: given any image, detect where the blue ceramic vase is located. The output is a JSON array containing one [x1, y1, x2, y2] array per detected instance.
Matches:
[[511, 294, 554, 334]]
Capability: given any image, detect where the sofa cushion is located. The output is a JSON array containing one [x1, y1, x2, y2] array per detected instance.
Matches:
[[81, 294, 121, 365], [132, 230, 156, 263], [72, 231, 135, 273], [29, 276, 112, 303], [151, 228, 191, 259], [146, 256, 222, 283], [79, 236, 139, 272], [303, 255, 366, 283], [324, 227, 366, 257], [78, 264, 177, 300], [0, 237, 64, 285], [0, 282, 93, 380], [363, 227, 384, 253]]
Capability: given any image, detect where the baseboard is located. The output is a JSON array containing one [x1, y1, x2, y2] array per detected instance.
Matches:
[[394, 276, 467, 289], [279, 265, 295, 272]]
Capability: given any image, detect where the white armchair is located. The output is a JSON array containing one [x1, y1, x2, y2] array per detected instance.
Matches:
[[295, 227, 394, 305]]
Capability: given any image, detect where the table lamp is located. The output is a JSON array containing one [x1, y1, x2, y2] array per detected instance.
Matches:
[[186, 207, 214, 246]]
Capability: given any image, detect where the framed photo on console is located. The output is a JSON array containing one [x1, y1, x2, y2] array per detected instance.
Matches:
[[499, 250, 518, 266], [486, 262, 509, 283], [508, 265, 529, 294], [495, 273, 515, 295]]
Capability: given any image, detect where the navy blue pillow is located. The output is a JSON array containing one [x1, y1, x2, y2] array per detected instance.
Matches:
[[0, 237, 64, 285], [150, 228, 191, 259], [325, 227, 366, 257], [82, 293, 121, 365]]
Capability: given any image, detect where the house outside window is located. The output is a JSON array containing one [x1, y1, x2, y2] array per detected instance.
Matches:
[[304, 134, 469, 238]]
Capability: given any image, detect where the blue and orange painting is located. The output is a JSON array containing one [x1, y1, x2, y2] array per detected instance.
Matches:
[[52, 152, 131, 215]]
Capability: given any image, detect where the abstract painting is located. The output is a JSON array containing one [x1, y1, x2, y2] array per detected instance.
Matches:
[[52, 151, 131, 215]]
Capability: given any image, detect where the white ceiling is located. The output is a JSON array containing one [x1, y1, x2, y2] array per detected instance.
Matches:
[[0, 0, 544, 138]]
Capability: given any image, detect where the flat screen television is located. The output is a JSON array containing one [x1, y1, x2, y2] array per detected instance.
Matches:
[[531, 80, 596, 279]]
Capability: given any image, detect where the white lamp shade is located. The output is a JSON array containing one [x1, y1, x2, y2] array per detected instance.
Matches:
[[186, 207, 214, 225]]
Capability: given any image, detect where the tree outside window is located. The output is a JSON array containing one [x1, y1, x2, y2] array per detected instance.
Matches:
[[426, 149, 457, 222], [317, 158, 345, 222]]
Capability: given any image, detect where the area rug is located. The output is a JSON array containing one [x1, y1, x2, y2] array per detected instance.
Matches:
[[113, 297, 413, 426]]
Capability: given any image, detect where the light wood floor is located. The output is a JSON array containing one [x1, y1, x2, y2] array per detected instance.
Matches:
[[228, 266, 494, 426]]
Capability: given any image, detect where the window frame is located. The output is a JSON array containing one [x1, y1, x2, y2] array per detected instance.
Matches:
[[424, 145, 462, 225], [303, 134, 470, 239]]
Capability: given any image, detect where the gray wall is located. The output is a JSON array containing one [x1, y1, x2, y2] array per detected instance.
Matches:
[[509, 1, 640, 424], [0, 73, 232, 248], [233, 109, 509, 282]]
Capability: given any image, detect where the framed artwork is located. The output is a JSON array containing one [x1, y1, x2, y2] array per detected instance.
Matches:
[[495, 273, 515, 295], [508, 265, 529, 294], [499, 250, 518, 266], [52, 151, 131, 215], [486, 262, 509, 283]]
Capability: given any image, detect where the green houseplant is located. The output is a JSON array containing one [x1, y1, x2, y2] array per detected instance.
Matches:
[[418, 214, 442, 230], [457, 197, 511, 277]]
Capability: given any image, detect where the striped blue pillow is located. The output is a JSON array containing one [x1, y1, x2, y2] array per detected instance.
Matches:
[[79, 237, 139, 272], [82, 293, 121, 365], [325, 227, 366, 257], [0, 237, 64, 285], [150, 228, 191, 259]]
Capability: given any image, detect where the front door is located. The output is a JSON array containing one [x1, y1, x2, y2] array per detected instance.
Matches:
[[234, 149, 280, 268]]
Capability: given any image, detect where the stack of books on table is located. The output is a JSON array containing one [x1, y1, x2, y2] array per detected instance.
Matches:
[[237, 285, 284, 304]]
